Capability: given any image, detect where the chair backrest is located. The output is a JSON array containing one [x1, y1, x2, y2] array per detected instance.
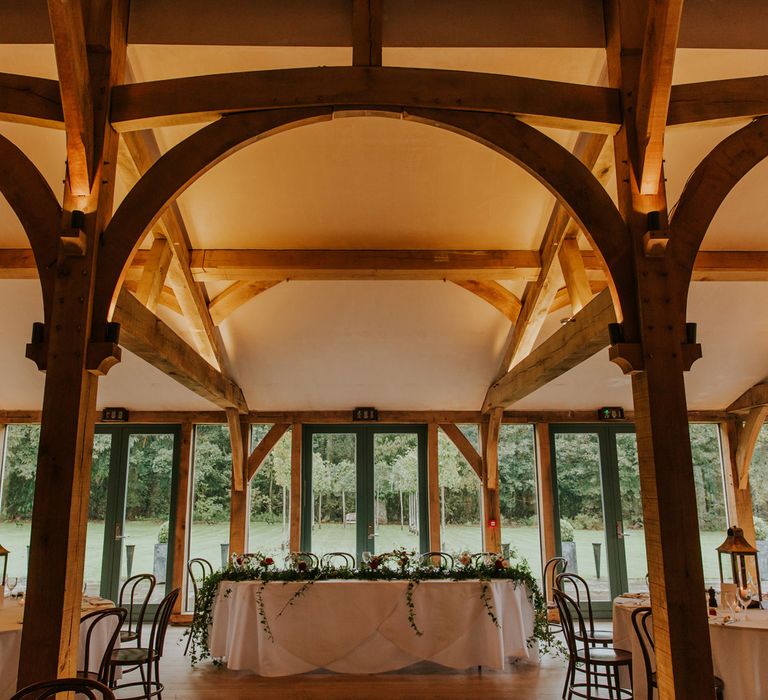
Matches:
[[118, 573, 156, 637], [187, 558, 213, 607], [285, 552, 319, 569], [147, 588, 180, 659], [80, 607, 127, 684], [631, 606, 655, 693], [471, 552, 498, 566], [553, 588, 591, 663], [11, 677, 115, 700], [419, 552, 454, 569], [556, 571, 598, 636], [320, 552, 356, 568], [543, 556, 568, 604]]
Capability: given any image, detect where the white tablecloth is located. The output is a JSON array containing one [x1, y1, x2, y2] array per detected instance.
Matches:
[[613, 597, 768, 700], [209, 579, 538, 676], [0, 598, 118, 700]]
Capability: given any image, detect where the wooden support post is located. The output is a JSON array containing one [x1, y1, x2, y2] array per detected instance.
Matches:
[[171, 421, 193, 616], [290, 424, 302, 552], [228, 417, 249, 558], [481, 409, 502, 553], [721, 419, 758, 548], [606, 2, 715, 697], [535, 423, 557, 592], [427, 423, 441, 552], [226, 408, 245, 492], [18, 0, 128, 688]]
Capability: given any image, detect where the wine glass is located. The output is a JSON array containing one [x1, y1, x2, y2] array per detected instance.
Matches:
[[725, 591, 740, 621], [738, 585, 753, 618]]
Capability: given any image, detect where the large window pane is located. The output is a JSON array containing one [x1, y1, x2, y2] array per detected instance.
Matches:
[[186, 424, 232, 610], [0, 425, 39, 583], [615, 432, 648, 593], [373, 432, 420, 554], [690, 424, 728, 587], [750, 426, 768, 588], [499, 425, 541, 581], [439, 425, 481, 555], [84, 433, 112, 596], [249, 425, 292, 560], [310, 433, 357, 557]]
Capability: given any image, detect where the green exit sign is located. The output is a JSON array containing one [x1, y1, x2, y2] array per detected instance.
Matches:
[[597, 407, 625, 421]]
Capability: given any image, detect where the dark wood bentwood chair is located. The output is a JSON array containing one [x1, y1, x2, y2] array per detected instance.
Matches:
[[631, 606, 724, 700], [419, 552, 455, 569], [79, 607, 127, 686], [108, 588, 180, 700], [320, 552, 356, 568], [118, 573, 156, 648], [471, 552, 498, 566], [555, 588, 633, 699], [556, 572, 613, 647], [543, 556, 568, 634], [284, 552, 320, 569], [11, 678, 115, 699], [184, 558, 213, 656]]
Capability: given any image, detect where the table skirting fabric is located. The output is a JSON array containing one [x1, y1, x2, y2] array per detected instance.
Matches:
[[0, 599, 118, 700], [209, 579, 538, 676], [613, 597, 768, 700]]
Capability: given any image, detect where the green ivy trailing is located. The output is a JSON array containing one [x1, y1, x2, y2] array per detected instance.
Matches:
[[186, 550, 557, 665]]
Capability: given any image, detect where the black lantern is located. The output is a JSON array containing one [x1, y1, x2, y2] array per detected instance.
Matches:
[[0, 544, 8, 587], [717, 527, 763, 607]]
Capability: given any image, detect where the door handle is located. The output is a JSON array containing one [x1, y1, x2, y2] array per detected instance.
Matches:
[[616, 521, 624, 539], [367, 523, 377, 539], [115, 523, 125, 541]]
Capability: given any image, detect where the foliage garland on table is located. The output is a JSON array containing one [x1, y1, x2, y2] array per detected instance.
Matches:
[[186, 549, 556, 665]]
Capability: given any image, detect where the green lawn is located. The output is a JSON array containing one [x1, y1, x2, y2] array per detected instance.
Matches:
[[0, 519, 732, 598]]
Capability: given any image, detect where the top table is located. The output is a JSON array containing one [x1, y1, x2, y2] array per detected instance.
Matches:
[[209, 578, 538, 676]]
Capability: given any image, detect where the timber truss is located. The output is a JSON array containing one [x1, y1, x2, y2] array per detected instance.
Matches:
[[2, 1, 768, 697]]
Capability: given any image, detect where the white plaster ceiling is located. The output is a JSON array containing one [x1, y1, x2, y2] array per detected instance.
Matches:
[[1, 45, 768, 411]]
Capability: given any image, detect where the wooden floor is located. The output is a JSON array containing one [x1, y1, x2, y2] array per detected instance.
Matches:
[[136, 627, 570, 699]]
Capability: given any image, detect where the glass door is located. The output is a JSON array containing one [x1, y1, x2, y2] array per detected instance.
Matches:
[[91, 425, 181, 604], [301, 425, 428, 562], [550, 424, 640, 614]]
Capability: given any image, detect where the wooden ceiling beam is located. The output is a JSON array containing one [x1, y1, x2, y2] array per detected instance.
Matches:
[[734, 406, 768, 489], [634, 0, 685, 194], [352, 0, 382, 67], [209, 281, 280, 325], [727, 381, 768, 413], [109, 67, 621, 134], [124, 279, 181, 315], [668, 75, 768, 127], [226, 408, 245, 491], [247, 423, 291, 481], [558, 237, 592, 313], [451, 281, 521, 322], [6, 248, 768, 283], [47, 0, 94, 195], [0, 72, 63, 128], [134, 237, 173, 313], [483, 288, 616, 412], [187, 249, 541, 281], [492, 131, 609, 380], [119, 101, 229, 371], [439, 423, 482, 479], [112, 287, 248, 413]]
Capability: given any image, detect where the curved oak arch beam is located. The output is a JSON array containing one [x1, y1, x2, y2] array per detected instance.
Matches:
[[670, 116, 768, 292], [97, 106, 631, 335], [95, 107, 334, 330], [405, 108, 634, 329], [110, 66, 621, 134], [0, 134, 61, 323]]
